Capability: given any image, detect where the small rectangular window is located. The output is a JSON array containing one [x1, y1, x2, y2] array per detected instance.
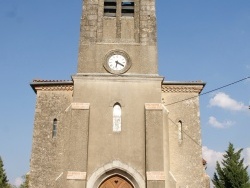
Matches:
[[178, 121, 183, 144], [121, 1, 134, 17], [104, 0, 117, 17], [52, 119, 57, 138]]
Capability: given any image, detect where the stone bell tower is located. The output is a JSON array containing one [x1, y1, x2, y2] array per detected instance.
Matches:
[[77, 0, 158, 75], [29, 0, 210, 187]]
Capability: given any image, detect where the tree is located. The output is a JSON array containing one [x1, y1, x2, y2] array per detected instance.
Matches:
[[212, 143, 250, 188], [19, 174, 29, 188], [0, 156, 10, 188]]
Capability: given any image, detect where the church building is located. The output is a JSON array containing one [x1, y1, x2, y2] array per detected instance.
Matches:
[[29, 0, 210, 187]]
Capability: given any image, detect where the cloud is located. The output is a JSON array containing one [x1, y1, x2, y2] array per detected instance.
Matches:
[[202, 146, 222, 187], [202, 146, 224, 168], [209, 92, 248, 111], [242, 148, 250, 167], [208, 116, 235, 129], [14, 177, 24, 187], [246, 65, 250, 69]]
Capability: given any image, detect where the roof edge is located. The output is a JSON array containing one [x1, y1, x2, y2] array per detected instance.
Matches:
[[162, 81, 206, 86], [30, 80, 73, 93], [162, 81, 206, 94]]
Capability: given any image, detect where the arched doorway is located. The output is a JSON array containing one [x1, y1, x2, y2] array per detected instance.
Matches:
[[99, 175, 134, 188], [87, 160, 145, 188]]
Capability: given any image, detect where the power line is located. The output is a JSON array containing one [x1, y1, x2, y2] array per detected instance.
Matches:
[[200, 76, 250, 96], [164, 76, 250, 106], [165, 76, 250, 147], [168, 117, 202, 147]]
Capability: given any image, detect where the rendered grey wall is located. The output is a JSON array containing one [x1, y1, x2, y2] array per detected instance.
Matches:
[[72, 75, 163, 184]]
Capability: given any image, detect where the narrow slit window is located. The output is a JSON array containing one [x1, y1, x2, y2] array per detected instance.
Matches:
[[104, 0, 117, 17], [52, 119, 57, 138], [121, 1, 134, 17], [113, 103, 121, 132], [178, 120, 183, 144]]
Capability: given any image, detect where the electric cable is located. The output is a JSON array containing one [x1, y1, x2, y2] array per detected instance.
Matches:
[[164, 76, 250, 147], [165, 76, 250, 107], [168, 117, 202, 147]]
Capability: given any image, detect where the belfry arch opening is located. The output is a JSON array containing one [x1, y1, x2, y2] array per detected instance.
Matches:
[[99, 175, 134, 188]]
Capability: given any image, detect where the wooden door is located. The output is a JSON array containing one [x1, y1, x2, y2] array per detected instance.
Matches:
[[99, 175, 134, 188]]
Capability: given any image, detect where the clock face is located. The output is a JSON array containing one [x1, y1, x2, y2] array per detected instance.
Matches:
[[104, 50, 131, 74], [108, 55, 127, 71]]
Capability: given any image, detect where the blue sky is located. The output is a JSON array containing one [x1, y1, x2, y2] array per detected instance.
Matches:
[[0, 0, 249, 186]]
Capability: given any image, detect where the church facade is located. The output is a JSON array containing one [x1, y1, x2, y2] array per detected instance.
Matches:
[[29, 0, 210, 187]]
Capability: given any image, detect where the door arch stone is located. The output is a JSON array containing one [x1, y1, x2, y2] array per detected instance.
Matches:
[[86, 160, 145, 188], [99, 175, 134, 188]]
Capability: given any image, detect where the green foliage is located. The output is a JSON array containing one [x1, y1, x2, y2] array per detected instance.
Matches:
[[19, 174, 29, 188], [212, 143, 250, 188], [0, 156, 10, 188]]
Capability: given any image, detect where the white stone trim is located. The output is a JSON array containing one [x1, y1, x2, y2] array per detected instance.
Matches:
[[146, 171, 165, 181], [71, 103, 90, 110], [145, 103, 163, 110], [67, 171, 86, 180]]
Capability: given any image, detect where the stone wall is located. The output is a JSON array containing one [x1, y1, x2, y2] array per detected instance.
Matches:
[[162, 83, 209, 187], [29, 90, 72, 188]]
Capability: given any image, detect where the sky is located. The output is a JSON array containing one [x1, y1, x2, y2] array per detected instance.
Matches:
[[0, 0, 249, 186]]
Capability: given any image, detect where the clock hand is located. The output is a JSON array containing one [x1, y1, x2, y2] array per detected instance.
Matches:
[[116, 61, 125, 67], [115, 60, 119, 68]]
